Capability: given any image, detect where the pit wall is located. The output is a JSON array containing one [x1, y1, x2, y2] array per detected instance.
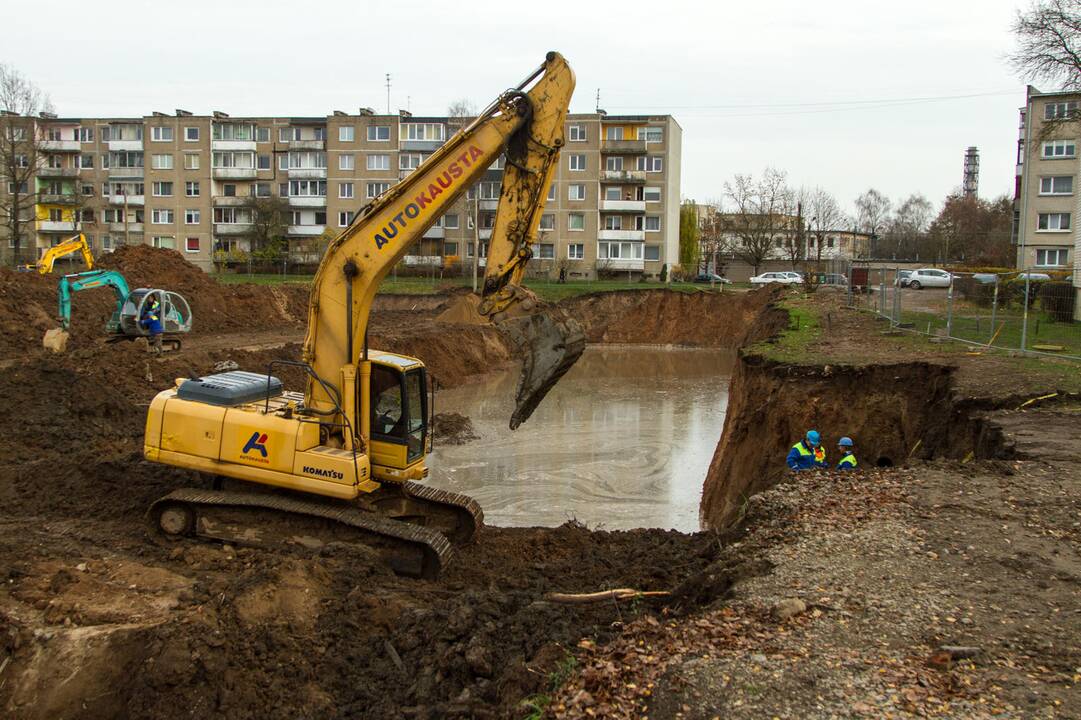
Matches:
[[700, 355, 1011, 529]]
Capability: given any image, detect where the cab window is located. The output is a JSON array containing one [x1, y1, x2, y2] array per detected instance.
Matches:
[[371, 365, 404, 439]]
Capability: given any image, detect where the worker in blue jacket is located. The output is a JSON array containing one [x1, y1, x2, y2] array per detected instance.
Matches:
[[787, 430, 828, 471], [836, 437, 858, 470], [140, 294, 164, 356]]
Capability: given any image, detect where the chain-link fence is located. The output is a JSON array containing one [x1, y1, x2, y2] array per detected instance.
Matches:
[[846, 264, 1081, 361]]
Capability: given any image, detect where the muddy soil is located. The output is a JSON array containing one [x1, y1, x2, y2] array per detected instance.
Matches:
[[1, 248, 782, 719]]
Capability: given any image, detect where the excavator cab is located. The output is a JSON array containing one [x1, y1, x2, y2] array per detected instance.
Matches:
[[119, 289, 193, 337], [367, 355, 429, 475]]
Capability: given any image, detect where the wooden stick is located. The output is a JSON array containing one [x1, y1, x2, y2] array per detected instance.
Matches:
[[546, 589, 671, 604]]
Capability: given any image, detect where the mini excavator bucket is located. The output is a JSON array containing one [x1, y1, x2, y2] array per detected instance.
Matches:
[[437, 293, 585, 429]]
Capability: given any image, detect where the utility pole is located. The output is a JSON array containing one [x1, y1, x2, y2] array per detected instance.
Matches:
[[471, 195, 479, 293], [795, 201, 803, 268], [123, 188, 130, 247], [385, 74, 391, 114]]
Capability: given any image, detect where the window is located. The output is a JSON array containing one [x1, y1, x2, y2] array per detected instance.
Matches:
[[289, 180, 327, 197], [7, 181, 28, 194], [568, 184, 585, 201], [151, 126, 173, 142], [597, 241, 644, 260], [644, 187, 661, 202], [367, 125, 390, 141], [152, 181, 173, 197], [402, 123, 444, 141], [152, 154, 173, 170], [637, 156, 663, 172], [339, 126, 355, 142], [477, 181, 500, 200], [644, 245, 660, 261], [49, 208, 64, 222], [645, 216, 660, 231], [568, 125, 585, 142], [367, 182, 390, 198], [80, 154, 94, 169], [223, 184, 237, 197], [539, 213, 555, 230], [605, 157, 623, 171], [151, 209, 174, 224], [108, 151, 143, 168], [9, 127, 25, 141], [569, 154, 586, 171], [568, 243, 584, 259], [184, 127, 199, 142], [185, 237, 200, 252], [1037, 212, 1071, 231], [1039, 176, 1074, 195], [213, 151, 255, 168], [1044, 101, 1078, 120], [47, 128, 62, 141], [605, 216, 622, 230], [77, 127, 94, 142], [214, 123, 254, 141], [534, 243, 555, 259], [151, 236, 175, 249], [338, 211, 354, 227], [606, 126, 624, 140], [443, 213, 459, 229], [14, 154, 28, 168], [1042, 140, 1076, 158], [214, 207, 253, 224], [279, 154, 288, 171], [1036, 248, 1069, 266], [339, 182, 354, 199], [184, 209, 200, 225], [81, 183, 93, 195], [102, 235, 113, 251], [253, 182, 271, 197], [279, 127, 294, 142], [256, 126, 270, 143], [640, 127, 663, 143], [184, 153, 200, 170], [547, 184, 556, 201], [257, 154, 270, 170], [400, 152, 425, 170], [185, 181, 200, 197], [444, 242, 458, 256], [605, 187, 621, 201], [568, 213, 584, 231], [367, 154, 389, 170]]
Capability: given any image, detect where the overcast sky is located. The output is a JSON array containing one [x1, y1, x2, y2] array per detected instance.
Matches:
[[6, 0, 1031, 220]]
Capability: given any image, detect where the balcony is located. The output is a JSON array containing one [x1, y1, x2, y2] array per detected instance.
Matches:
[[37, 166, 79, 178], [36, 220, 75, 233], [400, 139, 443, 152], [287, 167, 327, 179], [598, 229, 645, 241], [40, 139, 80, 152], [213, 167, 258, 180], [601, 199, 646, 213], [478, 199, 499, 211], [287, 225, 326, 236], [38, 194, 78, 205], [602, 170, 646, 183], [288, 196, 327, 208], [399, 168, 417, 181], [601, 139, 647, 154], [214, 223, 254, 235], [422, 226, 445, 239], [109, 222, 144, 233], [212, 140, 257, 152], [288, 139, 325, 151], [213, 196, 249, 206], [108, 140, 143, 152], [108, 194, 145, 206], [479, 229, 493, 240], [402, 255, 442, 267], [599, 258, 645, 271], [109, 166, 144, 179]]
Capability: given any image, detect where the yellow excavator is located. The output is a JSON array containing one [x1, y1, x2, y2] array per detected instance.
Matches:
[[143, 52, 584, 578], [20, 233, 94, 274]]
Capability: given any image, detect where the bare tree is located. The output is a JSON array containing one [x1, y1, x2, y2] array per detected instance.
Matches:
[[884, 194, 934, 259], [697, 201, 734, 275], [0, 64, 52, 266], [720, 168, 793, 276], [447, 99, 478, 119], [799, 188, 848, 290], [1009, 0, 1081, 92], [854, 189, 892, 254]]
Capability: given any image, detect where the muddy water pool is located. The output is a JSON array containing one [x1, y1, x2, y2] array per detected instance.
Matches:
[[427, 345, 734, 531]]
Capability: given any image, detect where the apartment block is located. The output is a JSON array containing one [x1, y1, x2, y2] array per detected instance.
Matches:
[[2, 109, 682, 279]]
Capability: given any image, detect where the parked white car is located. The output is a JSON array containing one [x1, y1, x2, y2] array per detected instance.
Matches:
[[907, 268, 954, 289], [750, 271, 803, 285]]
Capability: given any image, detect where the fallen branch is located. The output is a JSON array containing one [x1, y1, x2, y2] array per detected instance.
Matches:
[[546, 589, 671, 604]]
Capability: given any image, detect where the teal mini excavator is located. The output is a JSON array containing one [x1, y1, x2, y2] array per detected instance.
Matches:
[[44, 269, 193, 352]]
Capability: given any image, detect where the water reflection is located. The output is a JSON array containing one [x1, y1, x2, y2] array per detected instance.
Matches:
[[428, 346, 733, 531]]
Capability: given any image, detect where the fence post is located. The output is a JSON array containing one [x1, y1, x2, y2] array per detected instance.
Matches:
[[892, 267, 901, 325], [946, 278, 954, 338], [989, 280, 998, 344], [879, 272, 886, 317], [846, 263, 852, 307], [1020, 274, 1031, 350]]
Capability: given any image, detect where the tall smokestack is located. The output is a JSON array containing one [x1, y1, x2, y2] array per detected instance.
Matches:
[[963, 146, 979, 198]]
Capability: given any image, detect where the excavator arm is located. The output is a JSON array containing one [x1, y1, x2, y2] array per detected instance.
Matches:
[[37, 233, 94, 274], [303, 51, 583, 438], [57, 269, 130, 329]]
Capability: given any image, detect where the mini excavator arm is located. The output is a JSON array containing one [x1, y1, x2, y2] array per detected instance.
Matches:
[[57, 269, 131, 329], [37, 233, 94, 274], [303, 51, 582, 443]]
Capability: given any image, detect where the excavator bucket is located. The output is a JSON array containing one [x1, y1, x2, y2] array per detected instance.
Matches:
[[437, 293, 585, 429], [497, 309, 585, 430]]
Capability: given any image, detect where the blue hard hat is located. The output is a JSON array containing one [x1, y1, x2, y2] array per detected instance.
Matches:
[[838, 436, 853, 447], [806, 430, 821, 446]]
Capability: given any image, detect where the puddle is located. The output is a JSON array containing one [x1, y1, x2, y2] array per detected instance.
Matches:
[[428, 345, 734, 531]]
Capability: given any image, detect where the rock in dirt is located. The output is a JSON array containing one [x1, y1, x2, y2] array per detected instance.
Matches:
[[42, 328, 69, 353], [773, 597, 807, 620]]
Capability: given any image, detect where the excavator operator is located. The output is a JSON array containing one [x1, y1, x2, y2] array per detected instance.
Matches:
[[140, 293, 164, 356]]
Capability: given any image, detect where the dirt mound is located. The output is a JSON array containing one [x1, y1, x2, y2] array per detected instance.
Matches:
[[432, 412, 479, 444]]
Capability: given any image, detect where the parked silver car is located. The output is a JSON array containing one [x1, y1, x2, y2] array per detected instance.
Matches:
[[750, 271, 803, 285], [907, 268, 954, 289]]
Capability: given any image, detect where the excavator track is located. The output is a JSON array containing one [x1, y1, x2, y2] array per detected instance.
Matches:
[[147, 488, 452, 579], [363, 481, 485, 546]]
